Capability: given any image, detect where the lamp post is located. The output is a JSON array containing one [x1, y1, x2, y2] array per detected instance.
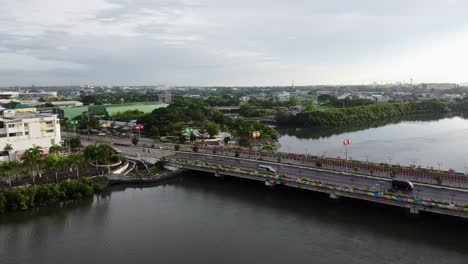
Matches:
[[70, 120, 78, 137]]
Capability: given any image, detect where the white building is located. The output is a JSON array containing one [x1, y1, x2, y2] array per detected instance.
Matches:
[[0, 110, 61, 161], [274, 92, 291, 102]]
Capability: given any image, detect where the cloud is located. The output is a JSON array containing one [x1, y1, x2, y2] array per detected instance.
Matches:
[[1, 0, 468, 86]]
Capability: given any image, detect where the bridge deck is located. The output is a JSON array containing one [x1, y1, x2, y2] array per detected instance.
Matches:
[[170, 152, 468, 218]]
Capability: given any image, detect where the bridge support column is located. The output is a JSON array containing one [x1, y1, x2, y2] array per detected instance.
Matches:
[[410, 207, 419, 215], [265, 180, 275, 187], [329, 192, 339, 199]]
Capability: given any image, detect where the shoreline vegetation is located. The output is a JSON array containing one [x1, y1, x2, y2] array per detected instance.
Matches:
[[0, 178, 106, 214], [276, 99, 468, 128], [277, 113, 450, 140]]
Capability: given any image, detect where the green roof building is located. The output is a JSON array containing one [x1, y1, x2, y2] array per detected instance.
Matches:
[[90, 102, 168, 116]]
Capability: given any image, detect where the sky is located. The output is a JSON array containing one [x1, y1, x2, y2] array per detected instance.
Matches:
[[1, 0, 468, 87]]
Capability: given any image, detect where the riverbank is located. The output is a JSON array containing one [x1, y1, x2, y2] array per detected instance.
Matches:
[[276, 100, 465, 128]]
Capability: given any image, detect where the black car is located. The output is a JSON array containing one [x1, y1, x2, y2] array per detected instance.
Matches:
[[391, 179, 414, 191]]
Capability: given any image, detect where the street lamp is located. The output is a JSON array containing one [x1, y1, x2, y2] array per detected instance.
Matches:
[[69, 120, 78, 137], [251, 131, 261, 148]]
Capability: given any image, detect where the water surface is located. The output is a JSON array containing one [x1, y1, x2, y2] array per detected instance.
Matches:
[[279, 117, 468, 172], [1, 175, 467, 264]]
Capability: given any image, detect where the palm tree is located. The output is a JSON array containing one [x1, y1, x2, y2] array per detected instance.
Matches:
[[3, 143, 13, 162], [68, 153, 87, 178], [9, 160, 20, 185], [21, 145, 42, 185], [46, 154, 64, 183], [0, 161, 13, 188], [49, 144, 63, 155]]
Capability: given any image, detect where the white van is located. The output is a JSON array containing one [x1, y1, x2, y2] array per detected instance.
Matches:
[[258, 165, 277, 174]]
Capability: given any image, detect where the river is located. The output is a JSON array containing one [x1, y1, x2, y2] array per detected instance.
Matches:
[[1, 174, 467, 264], [279, 116, 468, 172]]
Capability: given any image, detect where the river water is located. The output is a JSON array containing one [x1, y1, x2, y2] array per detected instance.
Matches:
[[1, 175, 467, 264], [279, 116, 468, 172]]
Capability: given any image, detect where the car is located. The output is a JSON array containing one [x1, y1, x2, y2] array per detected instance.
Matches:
[[98, 132, 106, 136], [391, 179, 414, 191]]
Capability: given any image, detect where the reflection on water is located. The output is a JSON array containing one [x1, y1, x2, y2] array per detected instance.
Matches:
[[278, 114, 449, 140], [279, 116, 468, 172], [0, 174, 467, 264]]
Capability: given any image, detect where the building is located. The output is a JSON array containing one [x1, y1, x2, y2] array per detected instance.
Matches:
[[50, 101, 84, 107], [90, 102, 169, 116], [46, 102, 169, 122], [0, 110, 61, 161], [0, 91, 58, 100], [421, 83, 458, 90], [274, 92, 291, 102]]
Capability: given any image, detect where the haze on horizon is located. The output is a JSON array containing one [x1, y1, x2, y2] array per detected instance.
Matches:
[[1, 0, 468, 87]]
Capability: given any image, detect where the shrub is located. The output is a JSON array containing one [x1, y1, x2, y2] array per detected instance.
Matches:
[[0, 178, 95, 214], [174, 144, 181, 151], [192, 145, 199, 153]]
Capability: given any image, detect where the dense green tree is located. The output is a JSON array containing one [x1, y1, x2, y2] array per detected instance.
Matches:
[[3, 143, 13, 162], [46, 154, 65, 183], [21, 146, 43, 185], [206, 122, 220, 138]]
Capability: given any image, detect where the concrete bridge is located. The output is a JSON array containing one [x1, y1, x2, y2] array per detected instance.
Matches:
[[168, 151, 468, 219]]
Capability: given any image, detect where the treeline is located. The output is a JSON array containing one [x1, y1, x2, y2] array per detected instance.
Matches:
[[140, 97, 278, 141], [0, 178, 95, 213], [277, 100, 452, 127], [317, 94, 375, 107]]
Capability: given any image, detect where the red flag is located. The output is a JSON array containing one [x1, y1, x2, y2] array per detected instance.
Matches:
[[343, 138, 351, 145]]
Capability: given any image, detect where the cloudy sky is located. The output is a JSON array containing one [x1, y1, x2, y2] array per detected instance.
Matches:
[[1, 0, 468, 86]]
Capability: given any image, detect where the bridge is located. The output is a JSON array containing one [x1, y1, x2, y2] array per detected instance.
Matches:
[[167, 150, 468, 219]]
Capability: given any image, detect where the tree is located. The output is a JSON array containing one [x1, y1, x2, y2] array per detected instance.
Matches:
[[68, 153, 87, 178], [179, 134, 187, 144], [132, 137, 139, 146], [192, 145, 199, 153], [189, 132, 197, 143], [46, 154, 64, 183], [49, 144, 63, 154], [21, 146, 43, 185], [3, 143, 13, 162], [206, 122, 220, 138], [238, 137, 251, 148], [0, 161, 14, 188], [224, 136, 231, 145], [174, 144, 181, 151], [65, 137, 82, 150]]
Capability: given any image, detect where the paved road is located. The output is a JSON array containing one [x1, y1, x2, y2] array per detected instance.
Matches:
[[173, 152, 468, 205]]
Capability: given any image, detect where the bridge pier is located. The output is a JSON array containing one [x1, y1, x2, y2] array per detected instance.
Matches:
[[265, 180, 276, 187], [214, 171, 223, 178], [329, 192, 339, 199], [410, 207, 419, 215]]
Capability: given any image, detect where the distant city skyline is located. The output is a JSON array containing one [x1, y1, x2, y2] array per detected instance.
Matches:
[[2, 0, 468, 86]]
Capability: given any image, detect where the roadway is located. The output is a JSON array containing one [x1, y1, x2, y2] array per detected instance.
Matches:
[[173, 152, 468, 206]]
